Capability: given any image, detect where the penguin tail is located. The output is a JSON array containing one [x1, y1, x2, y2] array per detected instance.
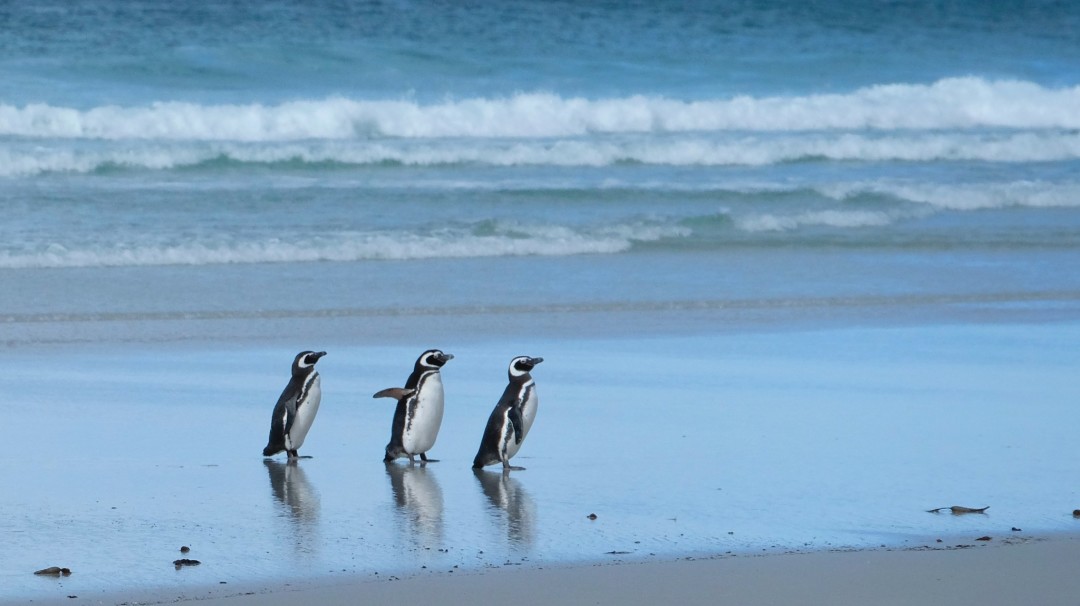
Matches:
[[472, 452, 492, 469], [263, 444, 282, 457]]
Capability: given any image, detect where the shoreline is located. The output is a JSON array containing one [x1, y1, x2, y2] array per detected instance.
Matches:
[[5, 323, 1080, 604], [17, 533, 1080, 606]]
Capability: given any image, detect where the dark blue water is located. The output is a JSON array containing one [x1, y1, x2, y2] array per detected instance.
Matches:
[[5, 0, 1080, 105]]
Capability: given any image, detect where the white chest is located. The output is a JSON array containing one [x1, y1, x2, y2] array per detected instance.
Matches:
[[402, 371, 444, 453], [287, 373, 322, 450]]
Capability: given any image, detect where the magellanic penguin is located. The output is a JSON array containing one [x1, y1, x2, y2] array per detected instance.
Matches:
[[376, 349, 454, 464], [472, 356, 543, 472], [263, 350, 327, 459]]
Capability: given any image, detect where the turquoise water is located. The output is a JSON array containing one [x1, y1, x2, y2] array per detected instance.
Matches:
[[2, 1, 1080, 273]]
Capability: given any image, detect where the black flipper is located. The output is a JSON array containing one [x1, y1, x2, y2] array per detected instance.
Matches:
[[508, 405, 524, 445]]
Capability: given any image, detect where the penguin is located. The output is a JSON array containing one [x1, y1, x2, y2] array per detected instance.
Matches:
[[263, 350, 327, 459], [472, 356, 543, 472], [376, 349, 453, 464]]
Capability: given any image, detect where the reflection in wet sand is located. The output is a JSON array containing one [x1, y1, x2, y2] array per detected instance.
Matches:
[[385, 463, 444, 548], [264, 459, 320, 555], [473, 469, 536, 547]]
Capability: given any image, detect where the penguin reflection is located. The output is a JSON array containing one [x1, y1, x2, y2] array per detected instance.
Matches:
[[385, 463, 444, 547], [473, 468, 536, 547], [264, 459, 320, 553]]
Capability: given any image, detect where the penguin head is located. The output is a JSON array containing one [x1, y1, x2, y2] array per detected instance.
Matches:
[[508, 355, 543, 379], [292, 350, 327, 375], [417, 349, 454, 370]]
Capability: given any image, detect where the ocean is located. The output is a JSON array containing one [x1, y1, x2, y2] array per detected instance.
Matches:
[[3, 1, 1080, 602]]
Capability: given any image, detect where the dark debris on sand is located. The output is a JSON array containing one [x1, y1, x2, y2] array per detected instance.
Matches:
[[926, 505, 989, 514], [34, 566, 72, 576]]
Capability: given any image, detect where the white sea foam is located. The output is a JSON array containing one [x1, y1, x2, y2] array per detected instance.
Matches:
[[737, 180, 1080, 232], [0, 221, 691, 269], [736, 209, 904, 233], [2, 78, 1080, 144], [819, 181, 1080, 211], [3, 129, 1080, 177]]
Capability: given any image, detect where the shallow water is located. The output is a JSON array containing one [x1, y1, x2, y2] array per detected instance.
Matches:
[[3, 322, 1079, 602]]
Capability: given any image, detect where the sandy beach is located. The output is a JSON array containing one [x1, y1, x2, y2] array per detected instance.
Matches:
[[18, 535, 1080, 606], [5, 321, 1080, 605]]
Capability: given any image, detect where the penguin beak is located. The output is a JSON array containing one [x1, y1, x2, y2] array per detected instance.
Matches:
[[439, 353, 455, 364], [309, 351, 327, 363], [529, 357, 543, 366]]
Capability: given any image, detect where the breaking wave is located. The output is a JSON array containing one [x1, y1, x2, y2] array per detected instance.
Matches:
[[4, 77, 1080, 176], [0, 221, 690, 269], [3, 78, 1079, 142], [2, 130, 1079, 177], [0, 76, 1075, 140]]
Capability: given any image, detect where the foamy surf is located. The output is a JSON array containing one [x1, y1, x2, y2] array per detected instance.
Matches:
[[3, 178, 1077, 267], [4, 129, 1080, 177], [3, 78, 1079, 143], [0, 221, 690, 269]]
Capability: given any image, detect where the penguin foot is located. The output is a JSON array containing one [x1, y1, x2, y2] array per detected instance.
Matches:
[[420, 454, 439, 463], [501, 461, 526, 472]]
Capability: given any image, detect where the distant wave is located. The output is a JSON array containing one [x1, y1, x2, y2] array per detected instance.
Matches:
[[737, 180, 1080, 232], [0, 221, 690, 269], [3, 177, 1076, 267], [3, 129, 1080, 176], [818, 180, 1080, 211], [2, 78, 1080, 143]]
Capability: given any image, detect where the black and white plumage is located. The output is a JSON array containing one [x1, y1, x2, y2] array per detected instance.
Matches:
[[472, 356, 543, 472], [377, 349, 453, 464], [263, 350, 327, 459]]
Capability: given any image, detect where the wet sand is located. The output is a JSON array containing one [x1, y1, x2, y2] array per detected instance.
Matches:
[[21, 535, 1080, 605], [4, 322, 1080, 604]]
